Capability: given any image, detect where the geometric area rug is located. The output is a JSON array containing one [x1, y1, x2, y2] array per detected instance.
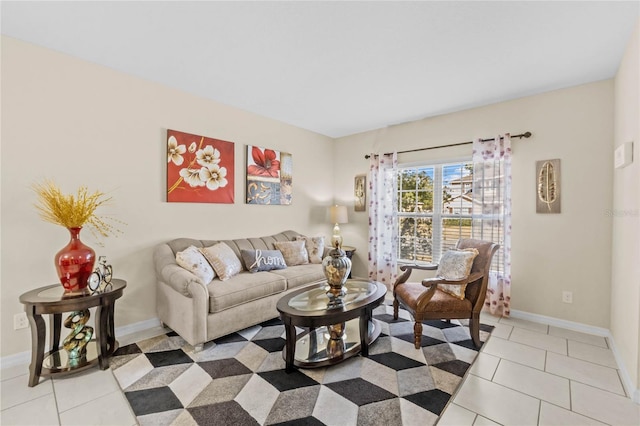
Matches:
[[110, 302, 494, 426]]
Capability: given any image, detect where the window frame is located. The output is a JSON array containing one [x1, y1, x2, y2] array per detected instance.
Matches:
[[397, 158, 474, 265]]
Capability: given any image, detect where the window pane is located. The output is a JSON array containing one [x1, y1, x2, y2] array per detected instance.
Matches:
[[442, 218, 472, 251], [400, 191, 417, 212], [415, 168, 434, 191], [415, 218, 433, 262], [399, 217, 416, 260], [415, 190, 433, 212], [442, 163, 473, 214], [400, 169, 433, 188]]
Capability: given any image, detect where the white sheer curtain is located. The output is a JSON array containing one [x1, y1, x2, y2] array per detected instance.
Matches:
[[367, 152, 398, 290], [472, 134, 512, 317]]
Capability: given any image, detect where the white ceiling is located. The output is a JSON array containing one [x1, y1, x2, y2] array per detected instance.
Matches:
[[2, 1, 638, 138]]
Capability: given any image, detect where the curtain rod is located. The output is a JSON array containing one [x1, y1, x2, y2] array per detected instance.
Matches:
[[364, 131, 532, 159]]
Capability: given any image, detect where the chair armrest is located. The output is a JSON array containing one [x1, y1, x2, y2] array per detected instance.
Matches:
[[400, 263, 438, 272], [422, 277, 468, 287], [421, 271, 484, 288], [394, 263, 438, 289]]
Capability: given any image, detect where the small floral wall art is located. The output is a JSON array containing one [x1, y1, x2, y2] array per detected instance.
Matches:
[[246, 145, 292, 205], [167, 129, 234, 203]]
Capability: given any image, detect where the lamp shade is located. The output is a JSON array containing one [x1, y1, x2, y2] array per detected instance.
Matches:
[[329, 205, 348, 224]]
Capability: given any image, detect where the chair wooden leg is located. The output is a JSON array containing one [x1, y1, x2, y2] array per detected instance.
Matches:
[[393, 298, 399, 320], [470, 313, 481, 348], [413, 321, 422, 349]]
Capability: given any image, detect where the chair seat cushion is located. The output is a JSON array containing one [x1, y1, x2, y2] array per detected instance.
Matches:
[[395, 282, 473, 313]]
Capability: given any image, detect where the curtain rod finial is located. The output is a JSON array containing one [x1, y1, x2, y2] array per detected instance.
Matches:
[[523, 131, 532, 138]]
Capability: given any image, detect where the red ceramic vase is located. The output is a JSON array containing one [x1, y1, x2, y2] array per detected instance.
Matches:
[[55, 227, 96, 293]]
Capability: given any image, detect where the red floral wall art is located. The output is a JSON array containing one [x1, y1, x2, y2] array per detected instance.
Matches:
[[167, 129, 235, 203], [246, 145, 292, 205]]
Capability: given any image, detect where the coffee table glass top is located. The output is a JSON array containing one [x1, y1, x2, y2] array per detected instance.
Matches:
[[288, 279, 379, 312]]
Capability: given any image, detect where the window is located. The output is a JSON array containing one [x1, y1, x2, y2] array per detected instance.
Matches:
[[398, 161, 474, 264]]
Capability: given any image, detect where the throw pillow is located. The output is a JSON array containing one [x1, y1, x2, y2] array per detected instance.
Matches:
[[273, 240, 309, 266], [436, 248, 479, 300], [241, 249, 287, 273], [200, 243, 242, 281], [175, 245, 216, 284], [296, 235, 325, 264]]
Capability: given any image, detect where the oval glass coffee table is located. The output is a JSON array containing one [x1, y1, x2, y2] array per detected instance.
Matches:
[[276, 279, 387, 372]]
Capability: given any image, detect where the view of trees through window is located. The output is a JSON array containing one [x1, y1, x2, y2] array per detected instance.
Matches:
[[398, 161, 474, 263]]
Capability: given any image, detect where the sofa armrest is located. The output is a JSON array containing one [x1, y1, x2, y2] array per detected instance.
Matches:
[[153, 243, 208, 298]]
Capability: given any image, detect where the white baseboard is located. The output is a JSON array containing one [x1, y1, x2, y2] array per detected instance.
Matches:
[[0, 350, 31, 370], [510, 309, 610, 336], [0, 317, 162, 371], [511, 309, 640, 404], [114, 317, 162, 339]]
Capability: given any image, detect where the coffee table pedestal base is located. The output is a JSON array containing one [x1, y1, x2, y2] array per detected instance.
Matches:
[[284, 318, 381, 370]]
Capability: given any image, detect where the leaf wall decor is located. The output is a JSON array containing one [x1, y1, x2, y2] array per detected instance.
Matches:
[[538, 161, 556, 210], [536, 159, 561, 213]]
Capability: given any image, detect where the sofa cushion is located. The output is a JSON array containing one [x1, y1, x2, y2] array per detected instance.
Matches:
[[175, 245, 216, 283], [273, 240, 309, 266], [296, 235, 325, 264], [200, 243, 242, 281], [241, 249, 287, 273], [207, 271, 286, 313], [271, 264, 326, 289]]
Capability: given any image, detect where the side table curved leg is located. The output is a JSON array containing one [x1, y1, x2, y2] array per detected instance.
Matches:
[[26, 308, 45, 387], [50, 313, 62, 351], [96, 300, 118, 369], [96, 304, 108, 369]]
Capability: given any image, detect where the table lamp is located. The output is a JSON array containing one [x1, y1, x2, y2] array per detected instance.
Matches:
[[329, 205, 348, 248]]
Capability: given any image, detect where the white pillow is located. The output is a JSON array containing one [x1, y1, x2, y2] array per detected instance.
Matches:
[[296, 235, 325, 264], [436, 248, 479, 299], [273, 240, 309, 266], [200, 243, 242, 281], [175, 246, 215, 283]]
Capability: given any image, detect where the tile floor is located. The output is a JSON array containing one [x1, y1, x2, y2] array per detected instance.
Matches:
[[2, 313, 639, 425]]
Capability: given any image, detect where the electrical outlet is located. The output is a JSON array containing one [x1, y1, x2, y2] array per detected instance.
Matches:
[[562, 291, 573, 304], [13, 312, 29, 330]]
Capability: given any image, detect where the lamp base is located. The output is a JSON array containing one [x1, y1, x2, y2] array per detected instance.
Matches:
[[331, 223, 343, 248]]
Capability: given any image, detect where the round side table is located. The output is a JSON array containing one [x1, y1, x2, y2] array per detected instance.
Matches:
[[19, 279, 126, 387]]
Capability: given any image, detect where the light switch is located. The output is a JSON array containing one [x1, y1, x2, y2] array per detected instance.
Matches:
[[614, 141, 633, 169]]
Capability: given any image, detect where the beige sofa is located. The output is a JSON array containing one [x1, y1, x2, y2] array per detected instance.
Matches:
[[153, 230, 326, 350]]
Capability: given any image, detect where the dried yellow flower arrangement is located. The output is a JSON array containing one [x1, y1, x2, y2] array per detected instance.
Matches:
[[32, 180, 123, 242]]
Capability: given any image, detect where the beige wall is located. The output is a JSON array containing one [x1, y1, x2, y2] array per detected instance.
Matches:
[[612, 19, 640, 395], [0, 37, 334, 357], [335, 80, 615, 329], [1, 29, 634, 383]]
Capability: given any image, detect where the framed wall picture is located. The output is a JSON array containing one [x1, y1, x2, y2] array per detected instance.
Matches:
[[536, 159, 561, 213], [246, 145, 292, 205], [166, 129, 235, 203], [354, 174, 366, 211]]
